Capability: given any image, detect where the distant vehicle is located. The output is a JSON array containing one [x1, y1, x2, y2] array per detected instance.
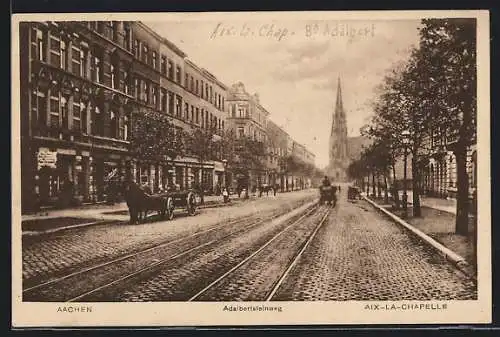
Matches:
[[347, 186, 361, 201], [319, 185, 337, 206]]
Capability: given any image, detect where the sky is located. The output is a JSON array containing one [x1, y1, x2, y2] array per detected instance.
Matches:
[[146, 18, 421, 168]]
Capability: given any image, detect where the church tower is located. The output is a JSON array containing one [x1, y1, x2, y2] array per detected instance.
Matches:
[[328, 77, 349, 181]]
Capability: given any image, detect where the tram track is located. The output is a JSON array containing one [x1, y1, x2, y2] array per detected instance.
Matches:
[[23, 199, 318, 302], [68, 203, 329, 302], [190, 205, 332, 302]]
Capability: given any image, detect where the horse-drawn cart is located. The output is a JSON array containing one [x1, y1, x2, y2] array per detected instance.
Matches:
[[123, 181, 197, 224], [347, 186, 360, 201], [160, 190, 197, 220], [319, 185, 337, 206]]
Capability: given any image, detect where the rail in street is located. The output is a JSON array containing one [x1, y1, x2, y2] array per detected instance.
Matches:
[[22, 190, 316, 289], [21, 189, 477, 302], [22, 193, 317, 301], [61, 203, 319, 302]]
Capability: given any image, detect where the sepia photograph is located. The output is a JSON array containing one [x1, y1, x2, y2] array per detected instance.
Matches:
[[11, 10, 490, 326]]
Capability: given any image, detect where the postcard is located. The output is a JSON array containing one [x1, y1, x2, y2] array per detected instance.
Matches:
[[11, 10, 491, 327]]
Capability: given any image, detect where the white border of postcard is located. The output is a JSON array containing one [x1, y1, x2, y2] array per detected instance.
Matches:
[[11, 10, 491, 327]]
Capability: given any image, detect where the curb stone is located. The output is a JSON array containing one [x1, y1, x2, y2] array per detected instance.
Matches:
[[22, 220, 118, 237], [362, 195, 477, 282]]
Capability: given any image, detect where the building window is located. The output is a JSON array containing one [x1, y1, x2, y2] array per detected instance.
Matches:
[[134, 39, 139, 58], [124, 22, 131, 50], [144, 81, 150, 103], [200, 80, 204, 99], [238, 127, 244, 138], [31, 27, 46, 62], [191, 106, 195, 122], [49, 34, 64, 68], [73, 98, 81, 132], [168, 92, 174, 114], [134, 78, 139, 98], [110, 64, 116, 89], [91, 104, 103, 136], [184, 102, 189, 120], [238, 106, 245, 118], [176, 66, 181, 83], [196, 107, 199, 124], [152, 85, 157, 106], [205, 84, 209, 101], [161, 56, 166, 75], [196, 80, 199, 96], [209, 86, 213, 103], [91, 52, 102, 83], [205, 112, 209, 129], [142, 44, 148, 64], [80, 48, 88, 78], [222, 120, 224, 130], [121, 67, 130, 94], [161, 89, 167, 112], [49, 93, 60, 128], [222, 97, 225, 111], [110, 110, 117, 138], [190, 76, 194, 92], [31, 89, 47, 128], [168, 60, 174, 79], [119, 115, 129, 140], [175, 95, 182, 118], [152, 51, 157, 69]]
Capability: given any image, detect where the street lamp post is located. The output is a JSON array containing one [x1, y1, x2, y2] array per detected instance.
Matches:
[[401, 130, 410, 218]]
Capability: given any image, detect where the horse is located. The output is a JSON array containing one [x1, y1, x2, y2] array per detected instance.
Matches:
[[122, 181, 166, 224]]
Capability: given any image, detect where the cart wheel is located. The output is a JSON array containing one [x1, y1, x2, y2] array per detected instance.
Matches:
[[187, 192, 196, 216], [166, 197, 174, 220]]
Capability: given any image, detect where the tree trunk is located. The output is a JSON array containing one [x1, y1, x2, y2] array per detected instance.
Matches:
[[371, 172, 376, 197], [411, 155, 421, 217], [384, 173, 389, 204], [392, 163, 400, 209], [376, 174, 382, 198], [455, 144, 470, 235], [366, 175, 370, 195]]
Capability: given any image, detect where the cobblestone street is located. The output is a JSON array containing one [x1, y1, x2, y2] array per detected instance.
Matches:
[[22, 188, 477, 302], [22, 190, 316, 288], [272, 191, 477, 301]]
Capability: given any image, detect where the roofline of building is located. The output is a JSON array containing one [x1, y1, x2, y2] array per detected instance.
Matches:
[[138, 21, 188, 58]]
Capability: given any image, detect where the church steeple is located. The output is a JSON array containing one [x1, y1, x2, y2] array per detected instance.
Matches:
[[328, 76, 349, 181], [335, 77, 344, 118]]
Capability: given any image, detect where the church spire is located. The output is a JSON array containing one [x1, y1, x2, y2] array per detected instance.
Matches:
[[335, 76, 344, 118], [328, 75, 349, 181]]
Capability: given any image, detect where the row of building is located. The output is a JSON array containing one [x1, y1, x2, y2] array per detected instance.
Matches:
[[19, 20, 316, 212]]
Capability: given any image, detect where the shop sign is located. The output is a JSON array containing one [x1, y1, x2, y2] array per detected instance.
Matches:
[[37, 149, 58, 170]]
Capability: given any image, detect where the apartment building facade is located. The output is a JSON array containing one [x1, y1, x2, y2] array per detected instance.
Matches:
[[19, 20, 229, 212]]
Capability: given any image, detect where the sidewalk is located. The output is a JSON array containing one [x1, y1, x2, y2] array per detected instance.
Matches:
[[367, 190, 457, 214], [20, 190, 311, 233], [22, 194, 226, 222], [363, 192, 476, 270]]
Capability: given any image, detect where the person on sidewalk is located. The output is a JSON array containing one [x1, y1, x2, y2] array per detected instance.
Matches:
[[222, 186, 230, 203]]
